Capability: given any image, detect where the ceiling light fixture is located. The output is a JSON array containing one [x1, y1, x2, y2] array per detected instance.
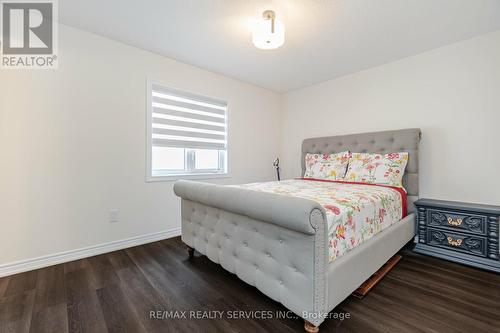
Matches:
[[252, 10, 285, 50]]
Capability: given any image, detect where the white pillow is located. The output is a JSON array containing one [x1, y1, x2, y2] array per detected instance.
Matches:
[[344, 152, 408, 187], [304, 151, 351, 181]]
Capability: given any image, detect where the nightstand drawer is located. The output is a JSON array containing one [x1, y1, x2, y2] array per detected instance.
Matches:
[[427, 209, 487, 235], [415, 198, 500, 272], [426, 228, 487, 258]]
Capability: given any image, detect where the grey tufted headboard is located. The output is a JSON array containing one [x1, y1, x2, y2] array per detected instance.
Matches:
[[301, 128, 421, 213]]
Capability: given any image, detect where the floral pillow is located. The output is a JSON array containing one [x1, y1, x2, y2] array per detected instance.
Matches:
[[344, 152, 409, 187], [304, 151, 351, 181]]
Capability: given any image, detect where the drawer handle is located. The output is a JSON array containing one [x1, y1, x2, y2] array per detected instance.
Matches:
[[447, 236, 462, 247], [447, 217, 463, 226]]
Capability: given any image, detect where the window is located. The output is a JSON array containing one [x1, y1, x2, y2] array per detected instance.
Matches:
[[147, 82, 228, 180]]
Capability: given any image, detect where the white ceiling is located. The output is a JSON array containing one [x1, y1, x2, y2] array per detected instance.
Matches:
[[59, 0, 500, 92]]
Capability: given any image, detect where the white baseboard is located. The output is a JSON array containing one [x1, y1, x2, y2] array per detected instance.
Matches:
[[0, 227, 181, 278]]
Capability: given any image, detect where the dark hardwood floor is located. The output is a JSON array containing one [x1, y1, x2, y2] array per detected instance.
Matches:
[[1, 237, 499, 333]]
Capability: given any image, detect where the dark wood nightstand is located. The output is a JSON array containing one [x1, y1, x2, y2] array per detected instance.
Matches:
[[414, 198, 500, 273]]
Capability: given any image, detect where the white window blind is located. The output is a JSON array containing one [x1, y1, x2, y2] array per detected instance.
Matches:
[[147, 82, 228, 180], [151, 83, 227, 151]]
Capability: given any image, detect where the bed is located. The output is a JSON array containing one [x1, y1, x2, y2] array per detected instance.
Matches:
[[173, 128, 421, 332]]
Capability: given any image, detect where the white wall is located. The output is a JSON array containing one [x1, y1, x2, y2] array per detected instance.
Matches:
[[0, 25, 282, 265], [281, 30, 500, 206]]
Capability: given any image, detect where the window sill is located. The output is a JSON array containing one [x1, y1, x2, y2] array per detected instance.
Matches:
[[146, 173, 230, 183]]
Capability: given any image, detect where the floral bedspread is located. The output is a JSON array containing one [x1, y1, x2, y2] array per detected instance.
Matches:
[[236, 179, 405, 262]]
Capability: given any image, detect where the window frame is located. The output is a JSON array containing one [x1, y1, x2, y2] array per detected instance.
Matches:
[[146, 79, 230, 182]]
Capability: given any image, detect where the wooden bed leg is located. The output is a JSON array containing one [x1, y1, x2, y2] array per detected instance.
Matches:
[[304, 320, 319, 333], [187, 245, 194, 259]]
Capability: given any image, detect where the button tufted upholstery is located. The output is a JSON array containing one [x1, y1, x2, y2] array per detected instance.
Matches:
[[175, 189, 328, 325], [302, 128, 421, 212]]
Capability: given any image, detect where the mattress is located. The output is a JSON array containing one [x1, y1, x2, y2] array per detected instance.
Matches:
[[236, 179, 406, 262]]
